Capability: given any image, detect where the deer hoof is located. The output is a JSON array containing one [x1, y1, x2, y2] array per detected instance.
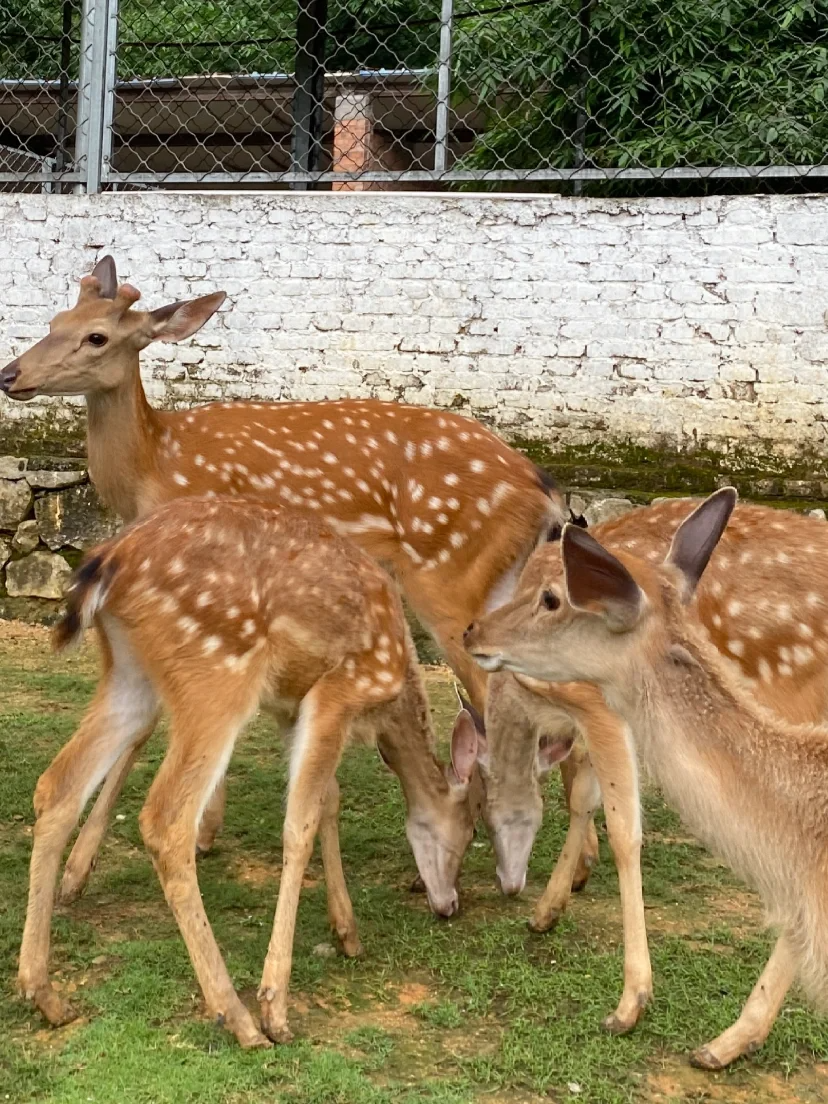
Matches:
[[528, 910, 561, 934], [689, 1045, 727, 1071]]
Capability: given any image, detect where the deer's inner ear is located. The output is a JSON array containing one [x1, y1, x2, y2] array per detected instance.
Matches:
[[562, 524, 644, 632]]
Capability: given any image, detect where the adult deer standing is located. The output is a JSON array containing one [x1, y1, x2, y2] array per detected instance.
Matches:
[[460, 498, 828, 938], [465, 489, 828, 1068], [19, 497, 479, 1047], [0, 256, 576, 898]]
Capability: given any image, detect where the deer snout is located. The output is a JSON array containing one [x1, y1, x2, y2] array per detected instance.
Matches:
[[429, 887, 460, 919], [463, 622, 476, 642], [0, 358, 20, 393], [496, 868, 527, 897]]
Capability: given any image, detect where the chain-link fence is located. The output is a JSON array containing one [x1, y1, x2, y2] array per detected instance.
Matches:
[[2, 0, 827, 192]]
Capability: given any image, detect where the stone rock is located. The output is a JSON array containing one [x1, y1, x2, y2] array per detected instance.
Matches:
[[0, 537, 10, 568], [6, 551, 72, 599], [0, 479, 33, 529], [0, 456, 27, 479], [12, 520, 40, 553], [568, 492, 588, 518], [34, 484, 120, 551], [312, 942, 337, 959], [25, 470, 87, 490], [808, 508, 827, 521], [584, 497, 636, 527]]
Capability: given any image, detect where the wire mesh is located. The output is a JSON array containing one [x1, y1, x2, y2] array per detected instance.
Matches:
[[0, 0, 826, 191], [0, 0, 84, 190]]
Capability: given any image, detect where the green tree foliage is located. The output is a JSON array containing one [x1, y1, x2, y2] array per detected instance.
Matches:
[[452, 0, 828, 170]]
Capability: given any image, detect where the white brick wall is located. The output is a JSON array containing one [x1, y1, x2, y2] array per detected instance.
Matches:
[[1, 192, 827, 458]]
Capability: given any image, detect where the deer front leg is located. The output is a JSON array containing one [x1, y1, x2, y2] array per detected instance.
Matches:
[[19, 669, 158, 1026], [583, 718, 652, 1033], [530, 756, 601, 933], [259, 683, 349, 1043], [318, 776, 362, 957], [559, 743, 600, 892], [690, 934, 795, 1070]]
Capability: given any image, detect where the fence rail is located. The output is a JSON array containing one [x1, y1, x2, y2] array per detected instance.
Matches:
[[1, 0, 827, 193]]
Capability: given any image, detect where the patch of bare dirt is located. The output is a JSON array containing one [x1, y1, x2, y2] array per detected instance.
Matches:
[[646, 1059, 828, 1103]]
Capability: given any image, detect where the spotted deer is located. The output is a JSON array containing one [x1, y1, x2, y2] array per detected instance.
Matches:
[[18, 496, 480, 1048], [464, 489, 828, 1068], [0, 256, 574, 900], [458, 497, 828, 940]]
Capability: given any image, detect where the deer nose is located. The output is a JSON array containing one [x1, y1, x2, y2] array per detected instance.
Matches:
[[0, 359, 20, 392], [463, 622, 476, 642]]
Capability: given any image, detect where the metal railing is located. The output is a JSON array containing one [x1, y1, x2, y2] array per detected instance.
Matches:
[[1, 0, 827, 192]]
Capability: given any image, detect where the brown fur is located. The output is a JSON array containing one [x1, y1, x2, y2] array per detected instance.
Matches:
[[466, 492, 828, 1067], [474, 498, 828, 926], [19, 497, 476, 1048], [1, 258, 568, 894]]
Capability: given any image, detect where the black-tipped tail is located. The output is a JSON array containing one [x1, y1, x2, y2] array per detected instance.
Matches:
[[53, 552, 116, 652]]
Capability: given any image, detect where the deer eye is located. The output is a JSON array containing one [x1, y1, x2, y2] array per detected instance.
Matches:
[[87, 333, 108, 346], [541, 590, 560, 611]]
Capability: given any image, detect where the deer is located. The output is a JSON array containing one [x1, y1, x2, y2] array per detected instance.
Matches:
[[460, 497, 828, 940], [463, 488, 828, 1069], [0, 255, 594, 904], [18, 495, 480, 1048]]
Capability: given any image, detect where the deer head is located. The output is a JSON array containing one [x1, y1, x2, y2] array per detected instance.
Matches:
[[0, 256, 225, 401], [464, 488, 738, 691]]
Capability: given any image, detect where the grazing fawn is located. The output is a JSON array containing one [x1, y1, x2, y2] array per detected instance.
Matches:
[[460, 498, 828, 938], [465, 489, 828, 1068], [0, 256, 573, 898], [18, 497, 478, 1048]]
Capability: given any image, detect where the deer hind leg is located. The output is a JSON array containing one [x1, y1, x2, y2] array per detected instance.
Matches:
[[139, 688, 270, 1050], [530, 755, 602, 934], [318, 776, 362, 957], [61, 733, 227, 907], [560, 743, 600, 892], [19, 649, 158, 1026], [690, 933, 796, 1070], [259, 676, 353, 1043]]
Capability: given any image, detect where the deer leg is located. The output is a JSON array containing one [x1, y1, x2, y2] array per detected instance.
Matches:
[[140, 701, 270, 1050], [195, 777, 226, 855], [690, 934, 796, 1070], [318, 776, 362, 957], [259, 680, 350, 1043], [60, 740, 149, 905], [61, 730, 226, 906], [559, 744, 600, 892], [530, 756, 601, 933], [584, 720, 652, 1034], [19, 662, 158, 1026]]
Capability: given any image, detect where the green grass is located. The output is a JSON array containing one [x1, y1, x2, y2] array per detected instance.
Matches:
[[1, 625, 827, 1104]]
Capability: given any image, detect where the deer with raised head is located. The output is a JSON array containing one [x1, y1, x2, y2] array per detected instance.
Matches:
[[460, 497, 828, 940], [464, 488, 828, 1068], [0, 256, 589, 901], [18, 496, 479, 1048]]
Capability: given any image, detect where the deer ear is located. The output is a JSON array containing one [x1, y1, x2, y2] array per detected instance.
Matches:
[[536, 733, 575, 777], [149, 291, 226, 342], [91, 256, 117, 299], [666, 487, 737, 600], [562, 523, 644, 632], [450, 709, 480, 786]]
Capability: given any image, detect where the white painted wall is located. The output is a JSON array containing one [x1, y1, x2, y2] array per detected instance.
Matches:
[[1, 192, 827, 458]]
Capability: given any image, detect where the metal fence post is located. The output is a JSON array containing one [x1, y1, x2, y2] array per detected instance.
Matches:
[[76, 0, 115, 193], [292, 0, 328, 189], [433, 0, 454, 173]]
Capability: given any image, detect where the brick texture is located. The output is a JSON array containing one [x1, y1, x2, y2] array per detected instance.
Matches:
[[1, 192, 827, 458]]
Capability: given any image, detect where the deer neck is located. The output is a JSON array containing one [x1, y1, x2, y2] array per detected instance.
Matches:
[[85, 359, 163, 521], [376, 664, 448, 809]]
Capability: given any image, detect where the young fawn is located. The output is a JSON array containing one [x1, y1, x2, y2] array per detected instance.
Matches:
[[0, 256, 576, 898], [18, 497, 477, 1048], [461, 498, 828, 933], [465, 489, 828, 1068]]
